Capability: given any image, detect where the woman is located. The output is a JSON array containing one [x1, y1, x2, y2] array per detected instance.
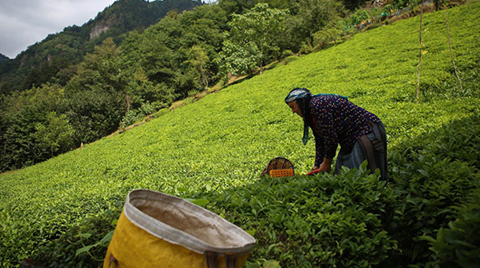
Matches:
[[285, 88, 388, 180]]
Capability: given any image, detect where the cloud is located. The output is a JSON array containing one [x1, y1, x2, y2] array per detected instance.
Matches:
[[0, 0, 116, 59]]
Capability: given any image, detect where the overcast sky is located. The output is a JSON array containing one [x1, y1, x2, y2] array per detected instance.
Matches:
[[0, 0, 117, 59]]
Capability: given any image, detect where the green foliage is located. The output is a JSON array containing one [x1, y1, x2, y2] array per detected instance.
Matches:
[[283, 0, 347, 53], [120, 102, 157, 129], [120, 4, 228, 99], [207, 166, 398, 267], [35, 204, 123, 267], [21, 57, 73, 89], [0, 53, 9, 63], [0, 1, 480, 267], [218, 40, 262, 76], [65, 38, 126, 144], [312, 20, 346, 49], [0, 84, 69, 170], [387, 115, 480, 266], [187, 46, 211, 89], [355, 10, 370, 24], [33, 112, 75, 157], [218, 0, 259, 15], [421, 193, 480, 267], [219, 3, 289, 76]]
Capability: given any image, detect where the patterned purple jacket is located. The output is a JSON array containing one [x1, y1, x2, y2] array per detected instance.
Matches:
[[309, 95, 381, 167]]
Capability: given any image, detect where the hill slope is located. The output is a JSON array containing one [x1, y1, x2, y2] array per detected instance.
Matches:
[[1, 1, 479, 267]]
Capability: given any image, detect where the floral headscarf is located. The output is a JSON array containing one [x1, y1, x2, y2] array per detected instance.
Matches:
[[285, 88, 348, 145], [285, 88, 313, 145]]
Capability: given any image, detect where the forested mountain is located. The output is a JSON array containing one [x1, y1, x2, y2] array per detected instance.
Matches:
[[0, 53, 9, 64], [1, 0, 386, 172], [0, 0, 202, 94]]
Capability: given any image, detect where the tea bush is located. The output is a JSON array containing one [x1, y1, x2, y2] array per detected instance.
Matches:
[[387, 115, 480, 267], [206, 168, 398, 267], [422, 192, 480, 267]]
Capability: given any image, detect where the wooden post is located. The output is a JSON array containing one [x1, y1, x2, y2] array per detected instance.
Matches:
[[444, 7, 464, 92], [416, 1, 424, 102]]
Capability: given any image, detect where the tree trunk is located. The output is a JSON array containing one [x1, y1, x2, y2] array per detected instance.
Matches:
[[125, 92, 132, 115], [260, 31, 265, 75], [200, 64, 208, 90]]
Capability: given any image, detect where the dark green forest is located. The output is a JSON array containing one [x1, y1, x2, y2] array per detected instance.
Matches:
[[0, 0, 442, 172]]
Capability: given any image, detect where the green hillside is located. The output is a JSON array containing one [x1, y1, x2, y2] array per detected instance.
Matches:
[[1, 1, 480, 267]]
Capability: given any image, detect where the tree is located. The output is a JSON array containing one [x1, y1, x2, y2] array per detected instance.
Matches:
[[120, 4, 228, 99], [313, 20, 344, 49], [188, 46, 211, 90], [260, 0, 292, 9], [135, 15, 183, 97], [283, 0, 346, 53], [21, 57, 72, 90], [33, 112, 75, 157], [178, 5, 228, 91], [218, 0, 259, 15], [218, 40, 261, 77], [219, 3, 289, 76], [65, 38, 126, 144], [341, 0, 368, 10], [73, 38, 125, 94], [0, 84, 67, 172]]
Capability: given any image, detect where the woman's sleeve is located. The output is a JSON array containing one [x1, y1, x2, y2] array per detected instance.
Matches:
[[312, 98, 339, 159], [314, 134, 325, 167]]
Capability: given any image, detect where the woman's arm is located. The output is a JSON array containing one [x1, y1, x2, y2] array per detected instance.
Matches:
[[314, 133, 325, 167]]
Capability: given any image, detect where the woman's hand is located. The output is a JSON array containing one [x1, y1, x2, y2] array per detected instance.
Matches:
[[306, 159, 332, 175], [318, 158, 332, 173]]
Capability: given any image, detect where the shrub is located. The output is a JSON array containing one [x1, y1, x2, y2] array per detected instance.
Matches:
[[206, 166, 398, 268], [387, 115, 480, 266], [422, 192, 480, 267]]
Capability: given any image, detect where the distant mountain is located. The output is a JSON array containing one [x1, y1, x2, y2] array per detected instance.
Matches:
[[0, 0, 202, 94], [0, 53, 9, 65], [0, 53, 9, 61]]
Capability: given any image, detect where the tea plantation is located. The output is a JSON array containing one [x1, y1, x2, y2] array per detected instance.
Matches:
[[1, 1, 480, 267]]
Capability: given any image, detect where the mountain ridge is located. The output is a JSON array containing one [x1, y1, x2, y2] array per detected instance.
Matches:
[[0, 0, 202, 93], [0, 53, 9, 64]]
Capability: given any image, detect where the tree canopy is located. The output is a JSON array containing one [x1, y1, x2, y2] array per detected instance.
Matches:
[[219, 3, 288, 76]]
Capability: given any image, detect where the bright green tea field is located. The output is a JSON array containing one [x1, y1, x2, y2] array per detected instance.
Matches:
[[1, 1, 480, 267]]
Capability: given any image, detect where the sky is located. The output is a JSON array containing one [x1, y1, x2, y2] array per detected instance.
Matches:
[[0, 0, 117, 59]]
